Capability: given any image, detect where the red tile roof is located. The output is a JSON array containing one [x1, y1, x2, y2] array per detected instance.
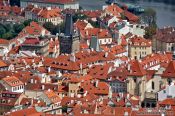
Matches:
[[0, 60, 8, 67], [74, 20, 92, 30], [82, 10, 102, 18], [38, 8, 61, 18], [2, 76, 24, 87], [124, 10, 139, 22], [162, 61, 175, 78], [159, 98, 175, 106], [129, 36, 152, 47], [6, 107, 39, 116], [87, 63, 113, 80], [110, 45, 126, 55], [21, 21, 50, 36], [128, 60, 147, 76], [81, 28, 111, 40], [0, 38, 9, 44], [104, 4, 123, 17], [23, 37, 40, 45], [44, 89, 61, 103]]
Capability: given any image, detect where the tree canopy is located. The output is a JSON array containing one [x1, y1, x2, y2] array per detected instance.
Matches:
[[142, 8, 157, 39]]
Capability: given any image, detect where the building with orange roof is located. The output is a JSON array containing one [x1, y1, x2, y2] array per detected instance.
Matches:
[[20, 0, 79, 9], [81, 28, 113, 45], [110, 45, 127, 57], [0, 60, 8, 70], [5, 107, 39, 116], [74, 20, 93, 31], [162, 61, 175, 86], [25, 5, 63, 25], [39, 89, 62, 114], [0, 76, 24, 93], [152, 27, 175, 53], [127, 60, 147, 101], [20, 36, 50, 57], [103, 4, 123, 17], [128, 36, 152, 60]]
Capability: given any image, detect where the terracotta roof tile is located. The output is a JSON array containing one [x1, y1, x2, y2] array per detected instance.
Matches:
[[128, 60, 147, 76], [2, 76, 24, 87]]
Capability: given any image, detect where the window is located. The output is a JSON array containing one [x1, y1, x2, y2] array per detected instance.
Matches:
[[134, 78, 137, 83], [167, 78, 172, 85], [163, 90, 166, 93]]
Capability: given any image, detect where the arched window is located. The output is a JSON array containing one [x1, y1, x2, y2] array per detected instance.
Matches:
[[152, 81, 155, 90]]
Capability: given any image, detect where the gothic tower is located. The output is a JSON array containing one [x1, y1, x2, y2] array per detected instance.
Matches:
[[59, 14, 80, 54]]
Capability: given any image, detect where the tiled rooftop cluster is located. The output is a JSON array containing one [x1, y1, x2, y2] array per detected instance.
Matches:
[[0, 0, 175, 115]]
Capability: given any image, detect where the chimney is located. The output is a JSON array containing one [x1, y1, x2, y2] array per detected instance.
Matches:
[[31, 79, 34, 83], [31, 98, 34, 106], [48, 66, 51, 72], [95, 80, 98, 87], [104, 52, 108, 58], [70, 53, 76, 62], [80, 63, 83, 74]]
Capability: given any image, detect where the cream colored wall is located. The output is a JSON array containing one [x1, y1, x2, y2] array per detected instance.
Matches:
[[127, 75, 146, 101], [129, 46, 152, 59], [68, 82, 80, 97]]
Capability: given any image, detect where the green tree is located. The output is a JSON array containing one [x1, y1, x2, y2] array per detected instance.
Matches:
[[43, 22, 55, 33], [52, 24, 61, 35], [23, 19, 38, 26], [73, 13, 87, 23], [4, 24, 12, 32], [0, 26, 6, 38], [142, 8, 157, 26], [13, 23, 25, 33], [142, 8, 157, 39], [88, 20, 100, 28], [144, 25, 157, 39], [2, 32, 14, 40]]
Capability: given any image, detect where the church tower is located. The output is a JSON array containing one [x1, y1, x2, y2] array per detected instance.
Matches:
[[59, 14, 80, 54]]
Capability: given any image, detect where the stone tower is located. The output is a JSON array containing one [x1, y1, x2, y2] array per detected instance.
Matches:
[[59, 14, 80, 54]]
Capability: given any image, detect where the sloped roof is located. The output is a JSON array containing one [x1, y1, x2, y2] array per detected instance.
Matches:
[[128, 60, 147, 76], [162, 61, 175, 78]]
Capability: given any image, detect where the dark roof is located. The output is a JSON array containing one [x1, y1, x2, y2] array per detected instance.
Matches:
[[90, 36, 101, 52], [64, 14, 73, 36]]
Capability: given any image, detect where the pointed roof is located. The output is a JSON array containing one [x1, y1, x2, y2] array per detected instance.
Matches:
[[128, 60, 147, 76], [65, 13, 73, 36], [90, 36, 101, 52], [162, 61, 175, 78]]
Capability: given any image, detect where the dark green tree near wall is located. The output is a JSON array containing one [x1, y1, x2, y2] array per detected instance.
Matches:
[[142, 8, 157, 39]]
